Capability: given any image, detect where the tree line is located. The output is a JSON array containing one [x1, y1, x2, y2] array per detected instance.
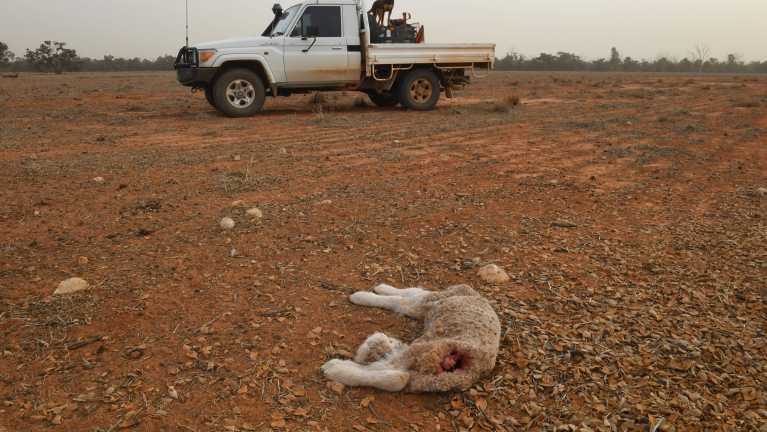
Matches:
[[496, 47, 767, 74], [0, 41, 175, 73], [2, 41, 766, 74]]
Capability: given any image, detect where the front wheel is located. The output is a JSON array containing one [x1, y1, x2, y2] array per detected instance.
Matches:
[[212, 68, 266, 117], [204, 87, 216, 108], [397, 69, 441, 111]]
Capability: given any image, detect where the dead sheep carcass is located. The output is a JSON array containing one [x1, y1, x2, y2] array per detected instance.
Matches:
[[322, 284, 501, 392]]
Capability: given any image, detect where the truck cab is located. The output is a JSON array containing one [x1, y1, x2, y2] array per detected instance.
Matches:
[[175, 0, 494, 117]]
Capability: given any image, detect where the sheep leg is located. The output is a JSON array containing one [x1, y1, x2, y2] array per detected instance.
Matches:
[[355, 332, 404, 364], [322, 359, 409, 392], [349, 291, 426, 318], [373, 283, 429, 298]]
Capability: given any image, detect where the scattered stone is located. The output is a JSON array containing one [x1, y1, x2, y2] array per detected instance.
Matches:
[[53, 277, 89, 295], [317, 200, 333, 206], [478, 264, 510, 285], [461, 257, 482, 270], [93, 176, 105, 183], [77, 256, 89, 265], [233, 155, 241, 161], [757, 187, 767, 197], [246, 207, 263, 218], [167, 386, 179, 400], [220, 217, 236, 230], [124, 345, 146, 360], [279, 147, 288, 155], [231, 200, 245, 207]]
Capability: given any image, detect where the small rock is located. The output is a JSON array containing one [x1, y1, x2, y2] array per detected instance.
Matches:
[[93, 176, 105, 183], [220, 217, 236, 230], [279, 147, 288, 155], [77, 256, 89, 265], [461, 260, 478, 270], [231, 200, 245, 207], [317, 200, 333, 206], [54, 277, 89, 295], [478, 264, 510, 285], [167, 386, 179, 400], [246, 208, 263, 218], [757, 187, 767, 197]]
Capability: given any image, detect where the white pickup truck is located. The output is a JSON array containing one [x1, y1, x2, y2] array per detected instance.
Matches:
[[174, 0, 494, 117]]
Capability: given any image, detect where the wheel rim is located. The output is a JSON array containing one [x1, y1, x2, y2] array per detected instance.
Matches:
[[409, 78, 433, 104], [225, 79, 256, 109]]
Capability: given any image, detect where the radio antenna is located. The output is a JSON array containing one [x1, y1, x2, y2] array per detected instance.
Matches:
[[185, 0, 190, 47]]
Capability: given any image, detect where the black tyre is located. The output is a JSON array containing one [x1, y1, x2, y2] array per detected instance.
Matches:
[[397, 69, 441, 111], [212, 68, 266, 117], [366, 92, 399, 107], [204, 87, 216, 108]]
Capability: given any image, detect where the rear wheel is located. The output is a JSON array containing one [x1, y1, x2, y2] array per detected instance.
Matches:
[[212, 68, 266, 117], [366, 92, 399, 107], [397, 69, 441, 111]]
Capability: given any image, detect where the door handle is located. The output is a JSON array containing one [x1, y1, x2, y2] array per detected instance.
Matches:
[[331, 47, 344, 50]]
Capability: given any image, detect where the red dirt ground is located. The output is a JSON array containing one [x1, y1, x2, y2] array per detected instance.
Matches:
[[1, 71, 766, 432]]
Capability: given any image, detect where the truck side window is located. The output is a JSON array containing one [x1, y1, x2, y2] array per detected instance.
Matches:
[[290, 6, 342, 38]]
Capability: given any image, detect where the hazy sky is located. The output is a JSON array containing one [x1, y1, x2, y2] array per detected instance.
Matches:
[[1, 0, 764, 61]]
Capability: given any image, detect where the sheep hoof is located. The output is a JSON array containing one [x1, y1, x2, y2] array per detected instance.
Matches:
[[349, 291, 376, 305], [321, 359, 350, 382]]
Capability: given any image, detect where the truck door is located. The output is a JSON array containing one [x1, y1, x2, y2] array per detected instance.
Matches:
[[284, 5, 354, 84], [342, 4, 363, 81]]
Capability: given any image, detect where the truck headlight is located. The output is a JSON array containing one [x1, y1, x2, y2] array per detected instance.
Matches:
[[198, 50, 216, 64]]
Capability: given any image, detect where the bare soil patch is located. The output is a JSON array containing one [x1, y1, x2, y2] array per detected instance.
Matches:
[[1, 71, 766, 431]]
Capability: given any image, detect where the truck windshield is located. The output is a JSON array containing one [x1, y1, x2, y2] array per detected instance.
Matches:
[[270, 5, 300, 36]]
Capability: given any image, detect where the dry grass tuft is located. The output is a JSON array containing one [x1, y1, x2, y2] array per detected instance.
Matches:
[[487, 95, 522, 113], [505, 95, 521, 107], [310, 92, 328, 106]]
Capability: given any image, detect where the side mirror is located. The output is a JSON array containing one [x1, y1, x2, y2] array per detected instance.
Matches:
[[305, 26, 320, 38], [272, 3, 283, 17]]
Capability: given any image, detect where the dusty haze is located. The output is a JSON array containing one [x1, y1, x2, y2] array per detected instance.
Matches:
[[0, 0, 765, 61]]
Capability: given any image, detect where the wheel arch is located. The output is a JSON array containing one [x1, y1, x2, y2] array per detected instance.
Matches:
[[211, 58, 274, 91], [393, 65, 444, 88]]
